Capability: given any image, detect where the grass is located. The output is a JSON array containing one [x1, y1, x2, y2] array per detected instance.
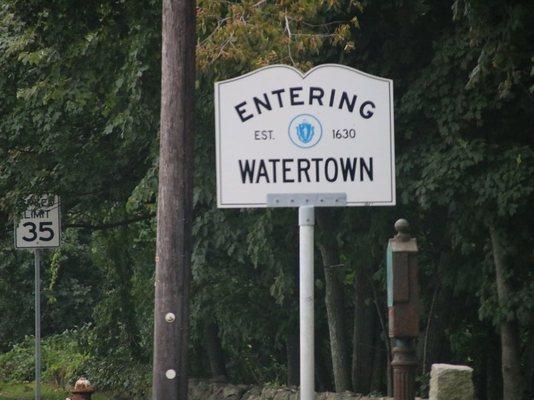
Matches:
[[0, 382, 111, 400]]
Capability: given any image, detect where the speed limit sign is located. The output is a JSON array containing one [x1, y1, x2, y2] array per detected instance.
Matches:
[[15, 195, 61, 400], [15, 195, 61, 249]]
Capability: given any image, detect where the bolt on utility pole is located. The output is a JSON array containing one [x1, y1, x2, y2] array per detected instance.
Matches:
[[152, 0, 196, 399]]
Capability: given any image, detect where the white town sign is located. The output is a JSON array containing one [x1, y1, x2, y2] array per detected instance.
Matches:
[[215, 64, 395, 208]]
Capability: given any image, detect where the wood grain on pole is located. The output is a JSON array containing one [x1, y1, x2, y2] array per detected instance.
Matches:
[[153, 0, 195, 399]]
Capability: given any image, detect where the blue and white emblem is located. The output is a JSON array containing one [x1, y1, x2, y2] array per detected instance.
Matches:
[[288, 114, 323, 148]]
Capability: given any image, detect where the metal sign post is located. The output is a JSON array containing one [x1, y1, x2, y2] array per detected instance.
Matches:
[[215, 64, 395, 399], [269, 193, 346, 400], [14, 195, 61, 400], [34, 249, 41, 400], [299, 206, 315, 400]]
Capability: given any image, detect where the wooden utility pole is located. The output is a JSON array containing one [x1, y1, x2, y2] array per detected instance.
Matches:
[[153, 0, 195, 399]]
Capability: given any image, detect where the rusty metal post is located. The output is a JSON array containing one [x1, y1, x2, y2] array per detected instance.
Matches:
[[391, 339, 417, 399], [67, 378, 95, 400], [387, 219, 419, 400]]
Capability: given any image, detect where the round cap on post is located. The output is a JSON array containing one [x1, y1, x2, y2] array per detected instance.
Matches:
[[394, 219, 410, 242]]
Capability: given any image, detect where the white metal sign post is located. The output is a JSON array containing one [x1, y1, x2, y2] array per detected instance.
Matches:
[[34, 248, 41, 400], [15, 195, 61, 400], [299, 205, 315, 400], [215, 64, 395, 399]]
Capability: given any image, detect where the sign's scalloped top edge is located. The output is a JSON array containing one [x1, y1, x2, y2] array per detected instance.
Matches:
[[214, 64, 393, 88]]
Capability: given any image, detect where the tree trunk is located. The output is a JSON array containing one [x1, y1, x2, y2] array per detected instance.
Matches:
[[370, 332, 387, 394], [153, 0, 196, 398], [364, 261, 392, 396], [351, 264, 376, 394], [203, 322, 227, 381], [485, 331, 502, 400], [317, 209, 351, 392], [118, 264, 143, 361], [489, 225, 523, 400], [323, 265, 352, 392], [111, 229, 144, 361], [316, 332, 334, 391], [525, 319, 534, 399], [286, 332, 299, 386], [421, 280, 453, 372]]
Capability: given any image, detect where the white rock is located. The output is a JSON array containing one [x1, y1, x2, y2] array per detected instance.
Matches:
[[429, 363, 474, 400]]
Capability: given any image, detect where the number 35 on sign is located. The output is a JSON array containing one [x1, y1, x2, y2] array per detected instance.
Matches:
[[15, 195, 61, 249]]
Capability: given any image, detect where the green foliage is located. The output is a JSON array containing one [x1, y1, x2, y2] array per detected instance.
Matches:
[[0, 0, 533, 398], [0, 329, 87, 385], [0, 327, 150, 399], [0, 338, 34, 383], [80, 349, 150, 399]]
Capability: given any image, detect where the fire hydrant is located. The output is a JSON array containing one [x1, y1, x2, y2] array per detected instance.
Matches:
[[67, 377, 95, 400]]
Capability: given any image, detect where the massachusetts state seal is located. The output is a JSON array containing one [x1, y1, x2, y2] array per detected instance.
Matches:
[[288, 114, 323, 148]]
